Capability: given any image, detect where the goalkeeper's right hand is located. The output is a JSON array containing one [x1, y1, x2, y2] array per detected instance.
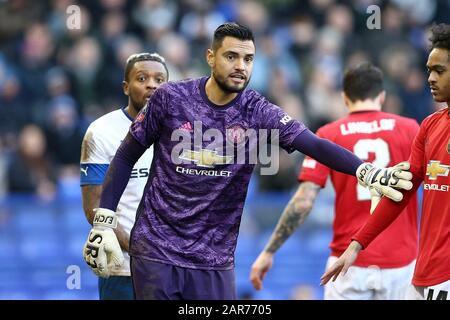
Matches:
[[361, 162, 413, 214], [356, 161, 413, 203], [83, 208, 124, 278]]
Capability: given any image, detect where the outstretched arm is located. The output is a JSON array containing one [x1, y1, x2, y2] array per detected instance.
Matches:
[[250, 181, 321, 290], [292, 129, 362, 176]]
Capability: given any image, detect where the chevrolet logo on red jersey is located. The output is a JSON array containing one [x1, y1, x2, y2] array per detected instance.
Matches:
[[179, 149, 233, 168], [426, 160, 450, 180]]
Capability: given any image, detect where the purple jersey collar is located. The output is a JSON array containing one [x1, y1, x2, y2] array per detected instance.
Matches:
[[199, 76, 244, 111]]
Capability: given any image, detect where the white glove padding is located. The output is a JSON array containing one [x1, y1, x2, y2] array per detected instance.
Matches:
[[83, 208, 124, 278], [356, 161, 413, 202], [369, 187, 382, 214]]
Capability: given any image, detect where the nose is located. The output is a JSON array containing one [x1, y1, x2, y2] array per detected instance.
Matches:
[[428, 72, 436, 85], [146, 78, 158, 89], [234, 58, 245, 72]]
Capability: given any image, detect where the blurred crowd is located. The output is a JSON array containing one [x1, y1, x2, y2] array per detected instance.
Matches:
[[0, 0, 448, 199]]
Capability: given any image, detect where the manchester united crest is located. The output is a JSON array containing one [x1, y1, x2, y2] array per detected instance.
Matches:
[[226, 124, 248, 145]]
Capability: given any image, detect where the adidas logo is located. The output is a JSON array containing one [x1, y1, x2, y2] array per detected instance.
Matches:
[[178, 122, 193, 132]]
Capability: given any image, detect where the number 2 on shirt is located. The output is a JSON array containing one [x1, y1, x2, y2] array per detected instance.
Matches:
[[354, 138, 390, 201]]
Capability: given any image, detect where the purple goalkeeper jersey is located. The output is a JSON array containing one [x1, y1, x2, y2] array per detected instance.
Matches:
[[129, 77, 305, 270]]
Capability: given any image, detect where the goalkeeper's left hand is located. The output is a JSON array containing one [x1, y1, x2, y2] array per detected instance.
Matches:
[[356, 161, 413, 203]]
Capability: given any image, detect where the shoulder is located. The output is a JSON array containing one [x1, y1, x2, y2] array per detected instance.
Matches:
[[420, 107, 448, 129], [240, 89, 274, 113], [242, 88, 266, 105], [158, 78, 203, 99], [315, 116, 349, 137], [381, 112, 419, 130], [84, 109, 124, 142]]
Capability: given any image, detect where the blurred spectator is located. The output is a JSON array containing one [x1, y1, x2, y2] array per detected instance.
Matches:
[[399, 67, 434, 123], [65, 36, 102, 111], [132, 0, 177, 43], [0, 0, 47, 45], [97, 35, 144, 108], [17, 22, 55, 112], [157, 32, 197, 80], [179, 0, 226, 61], [392, 0, 437, 26], [6, 125, 56, 199], [44, 95, 84, 170], [0, 72, 28, 139], [236, 0, 269, 36]]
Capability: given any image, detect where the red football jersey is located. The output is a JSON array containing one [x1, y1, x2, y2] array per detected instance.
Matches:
[[410, 107, 450, 285], [299, 110, 419, 268]]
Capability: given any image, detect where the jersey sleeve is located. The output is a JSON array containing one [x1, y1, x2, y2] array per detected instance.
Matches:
[[80, 126, 110, 186], [256, 99, 306, 153], [130, 86, 168, 148], [297, 127, 330, 187], [407, 118, 426, 180], [407, 119, 420, 144]]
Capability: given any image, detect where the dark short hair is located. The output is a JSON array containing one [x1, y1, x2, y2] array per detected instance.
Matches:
[[212, 22, 254, 52], [124, 52, 168, 81], [430, 23, 450, 56], [343, 62, 384, 102]]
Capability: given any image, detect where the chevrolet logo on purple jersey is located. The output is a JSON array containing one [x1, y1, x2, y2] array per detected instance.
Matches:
[[179, 149, 233, 168]]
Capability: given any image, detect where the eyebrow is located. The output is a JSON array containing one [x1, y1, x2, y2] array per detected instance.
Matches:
[[135, 71, 166, 76], [427, 64, 446, 70], [222, 50, 254, 57]]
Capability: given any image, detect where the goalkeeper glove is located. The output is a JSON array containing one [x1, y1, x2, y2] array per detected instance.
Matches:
[[83, 208, 124, 278], [356, 161, 413, 203], [369, 187, 382, 214]]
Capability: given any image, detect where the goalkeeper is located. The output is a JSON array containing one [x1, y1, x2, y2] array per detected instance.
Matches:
[[82, 23, 414, 300]]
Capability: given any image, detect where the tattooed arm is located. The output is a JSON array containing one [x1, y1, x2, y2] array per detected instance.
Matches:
[[250, 181, 321, 290]]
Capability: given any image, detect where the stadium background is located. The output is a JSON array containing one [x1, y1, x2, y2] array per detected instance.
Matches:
[[0, 0, 447, 299]]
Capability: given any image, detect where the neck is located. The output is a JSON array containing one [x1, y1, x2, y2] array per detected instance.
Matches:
[[125, 104, 139, 119], [205, 76, 238, 106], [348, 100, 381, 113]]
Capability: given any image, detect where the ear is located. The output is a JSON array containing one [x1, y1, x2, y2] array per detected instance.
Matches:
[[206, 48, 214, 68], [342, 92, 350, 107], [378, 90, 386, 105], [123, 80, 129, 96]]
